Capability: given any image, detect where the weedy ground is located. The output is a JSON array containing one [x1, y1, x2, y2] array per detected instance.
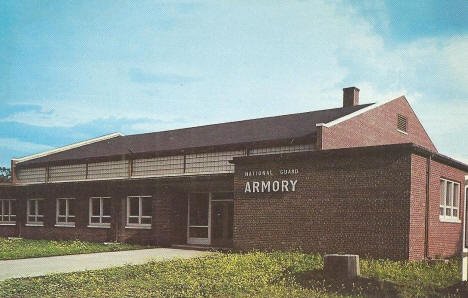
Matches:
[[0, 250, 463, 297]]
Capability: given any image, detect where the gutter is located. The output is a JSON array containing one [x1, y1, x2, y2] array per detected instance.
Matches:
[[424, 154, 433, 259]]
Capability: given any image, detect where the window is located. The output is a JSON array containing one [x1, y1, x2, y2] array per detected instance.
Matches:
[[56, 198, 75, 226], [89, 197, 111, 227], [397, 114, 407, 133], [440, 178, 460, 222], [0, 199, 16, 224], [27, 199, 44, 225], [126, 196, 152, 228]]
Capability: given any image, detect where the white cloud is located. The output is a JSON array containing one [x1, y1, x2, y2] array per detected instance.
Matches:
[[0, 138, 53, 156]]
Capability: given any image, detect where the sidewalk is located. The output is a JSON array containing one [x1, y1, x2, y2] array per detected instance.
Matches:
[[0, 248, 213, 281]]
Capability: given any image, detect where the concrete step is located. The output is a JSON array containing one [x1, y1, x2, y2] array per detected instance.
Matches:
[[171, 244, 232, 252]]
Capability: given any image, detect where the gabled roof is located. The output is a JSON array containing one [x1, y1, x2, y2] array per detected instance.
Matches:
[[17, 103, 373, 166]]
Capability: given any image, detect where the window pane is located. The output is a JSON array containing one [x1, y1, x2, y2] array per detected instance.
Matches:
[[28, 201, 34, 215], [91, 198, 100, 216], [446, 208, 451, 216], [189, 194, 209, 226], [10, 215, 15, 222], [142, 197, 152, 217], [37, 200, 44, 216], [189, 227, 208, 238], [446, 182, 452, 206], [102, 216, 111, 224], [440, 180, 445, 205], [129, 198, 139, 216], [102, 198, 111, 216], [440, 207, 444, 216], [91, 216, 100, 224], [58, 200, 66, 216], [454, 184, 460, 208], [141, 217, 152, 225], [10, 200, 15, 215], [57, 215, 66, 223], [68, 200, 75, 216], [453, 209, 458, 217], [129, 217, 138, 224], [28, 215, 35, 222]]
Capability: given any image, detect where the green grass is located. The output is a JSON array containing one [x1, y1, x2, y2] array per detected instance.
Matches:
[[0, 238, 150, 260], [0, 251, 462, 297]]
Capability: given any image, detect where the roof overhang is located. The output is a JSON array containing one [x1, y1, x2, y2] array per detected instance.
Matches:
[[12, 133, 123, 164]]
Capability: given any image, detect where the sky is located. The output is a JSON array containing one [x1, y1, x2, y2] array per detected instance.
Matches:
[[0, 0, 467, 167]]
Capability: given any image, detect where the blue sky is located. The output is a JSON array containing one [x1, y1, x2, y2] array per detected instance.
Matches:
[[0, 0, 467, 167]]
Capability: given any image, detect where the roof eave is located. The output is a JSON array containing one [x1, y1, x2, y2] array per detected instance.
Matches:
[[12, 132, 124, 164]]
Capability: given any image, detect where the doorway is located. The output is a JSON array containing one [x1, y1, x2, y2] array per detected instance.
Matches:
[[187, 192, 233, 246], [211, 193, 234, 247]]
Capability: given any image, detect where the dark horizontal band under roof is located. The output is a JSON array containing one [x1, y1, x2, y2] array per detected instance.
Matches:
[[231, 143, 468, 173], [19, 103, 373, 166]]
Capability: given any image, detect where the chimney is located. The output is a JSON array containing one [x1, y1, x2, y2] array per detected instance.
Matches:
[[343, 86, 359, 107]]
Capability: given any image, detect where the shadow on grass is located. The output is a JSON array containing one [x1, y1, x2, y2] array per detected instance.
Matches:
[[292, 269, 401, 297]]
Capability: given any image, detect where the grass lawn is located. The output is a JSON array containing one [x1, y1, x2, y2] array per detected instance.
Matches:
[[0, 251, 463, 297], [0, 238, 149, 260]]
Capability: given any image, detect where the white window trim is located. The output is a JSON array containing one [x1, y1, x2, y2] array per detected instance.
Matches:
[[0, 199, 16, 225], [26, 223, 44, 227], [440, 178, 461, 223], [89, 197, 111, 228], [56, 198, 76, 226], [27, 198, 44, 225], [126, 196, 152, 229]]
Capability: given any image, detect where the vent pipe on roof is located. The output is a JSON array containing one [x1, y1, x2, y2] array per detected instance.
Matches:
[[343, 87, 360, 107]]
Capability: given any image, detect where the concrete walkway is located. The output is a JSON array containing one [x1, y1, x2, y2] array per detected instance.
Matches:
[[0, 248, 213, 281]]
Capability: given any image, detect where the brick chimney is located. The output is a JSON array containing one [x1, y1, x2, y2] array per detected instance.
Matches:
[[343, 87, 359, 107]]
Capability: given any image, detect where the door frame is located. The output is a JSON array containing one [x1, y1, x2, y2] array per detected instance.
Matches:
[[186, 191, 233, 246], [187, 192, 211, 245]]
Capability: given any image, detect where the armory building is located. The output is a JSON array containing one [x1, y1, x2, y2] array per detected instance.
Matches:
[[1, 87, 467, 260]]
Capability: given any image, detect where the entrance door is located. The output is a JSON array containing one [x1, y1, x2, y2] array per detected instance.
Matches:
[[211, 192, 234, 247], [187, 193, 210, 245], [187, 192, 234, 246]]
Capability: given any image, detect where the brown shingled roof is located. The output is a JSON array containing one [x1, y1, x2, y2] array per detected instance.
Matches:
[[19, 103, 373, 166]]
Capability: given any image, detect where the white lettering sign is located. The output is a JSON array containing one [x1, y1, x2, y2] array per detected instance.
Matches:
[[244, 180, 298, 193]]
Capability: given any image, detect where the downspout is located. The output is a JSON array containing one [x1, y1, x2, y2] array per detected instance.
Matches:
[[424, 154, 432, 259]]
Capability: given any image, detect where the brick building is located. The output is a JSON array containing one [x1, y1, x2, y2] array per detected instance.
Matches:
[[1, 87, 467, 260]]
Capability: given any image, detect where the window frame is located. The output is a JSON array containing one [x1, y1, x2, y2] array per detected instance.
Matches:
[[0, 199, 16, 225], [440, 178, 461, 223], [55, 198, 76, 227], [126, 195, 152, 229], [26, 198, 44, 226], [88, 197, 111, 228]]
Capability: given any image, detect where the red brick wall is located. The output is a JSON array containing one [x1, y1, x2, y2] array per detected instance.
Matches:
[[320, 97, 437, 152], [0, 181, 175, 246], [409, 155, 466, 260], [233, 150, 412, 260], [409, 154, 427, 260], [428, 160, 466, 258]]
